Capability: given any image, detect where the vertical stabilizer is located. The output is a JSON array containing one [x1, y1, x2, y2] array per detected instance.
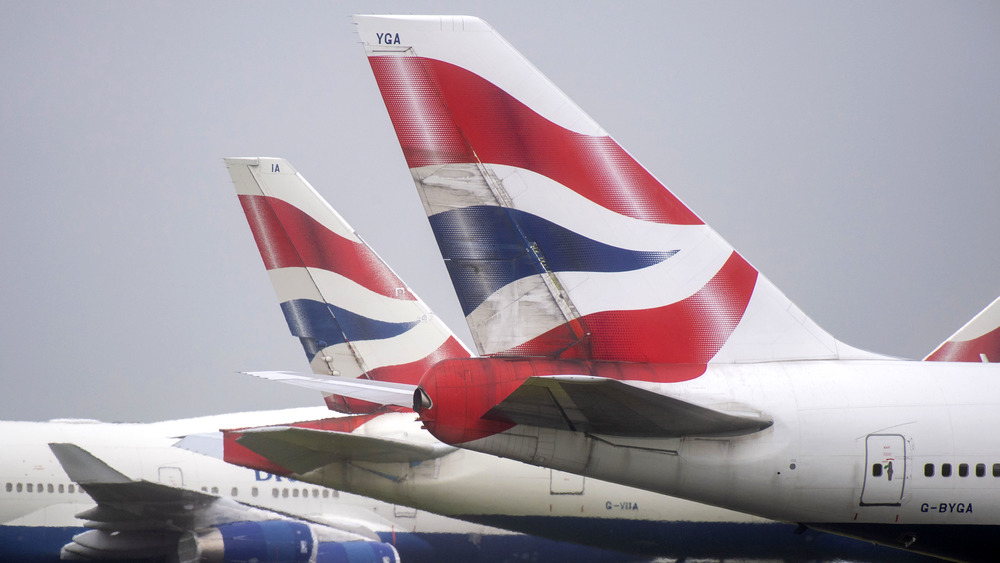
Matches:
[[926, 296, 1000, 362], [354, 15, 883, 364], [225, 157, 470, 411]]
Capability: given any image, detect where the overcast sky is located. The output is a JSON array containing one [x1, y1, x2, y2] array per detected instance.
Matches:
[[2, 1, 997, 422]]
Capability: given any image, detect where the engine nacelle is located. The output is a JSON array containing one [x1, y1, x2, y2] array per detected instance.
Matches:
[[177, 520, 399, 563]]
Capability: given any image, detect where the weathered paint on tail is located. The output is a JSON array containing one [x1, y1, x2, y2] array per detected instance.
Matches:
[[225, 157, 471, 412], [354, 16, 882, 364]]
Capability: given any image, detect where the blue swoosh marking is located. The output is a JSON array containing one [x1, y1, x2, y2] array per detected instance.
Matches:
[[280, 300, 420, 361], [428, 206, 677, 315]]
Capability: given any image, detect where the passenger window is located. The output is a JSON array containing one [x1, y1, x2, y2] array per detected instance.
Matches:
[[37, 483, 43, 493], [959, 464, 969, 477], [231, 487, 238, 497], [68, 484, 74, 493], [27, 483, 33, 492], [924, 463, 934, 477], [977, 463, 986, 477], [942, 463, 952, 477], [872, 464, 883, 477], [994, 463, 1000, 477], [211, 487, 219, 495], [312, 489, 319, 498], [272, 488, 279, 498], [4, 483, 10, 492], [292, 489, 299, 498], [47, 484, 54, 493], [322, 489, 329, 498], [58, 484, 64, 493], [252, 487, 259, 498], [201, 486, 208, 492], [16, 483, 22, 493], [282, 488, 289, 498]]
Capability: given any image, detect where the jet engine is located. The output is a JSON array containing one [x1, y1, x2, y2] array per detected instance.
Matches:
[[177, 520, 399, 563]]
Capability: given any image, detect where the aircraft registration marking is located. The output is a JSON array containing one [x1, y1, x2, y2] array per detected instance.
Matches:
[[920, 502, 973, 513], [605, 501, 639, 511]]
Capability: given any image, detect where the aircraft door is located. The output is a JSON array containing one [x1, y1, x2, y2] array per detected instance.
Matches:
[[550, 470, 585, 494], [860, 434, 905, 506], [393, 505, 417, 518], [159, 466, 183, 487]]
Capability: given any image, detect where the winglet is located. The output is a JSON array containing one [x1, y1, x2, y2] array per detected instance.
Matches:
[[49, 443, 132, 485]]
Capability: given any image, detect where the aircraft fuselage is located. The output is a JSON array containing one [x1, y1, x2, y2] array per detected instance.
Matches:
[[418, 359, 1000, 560]]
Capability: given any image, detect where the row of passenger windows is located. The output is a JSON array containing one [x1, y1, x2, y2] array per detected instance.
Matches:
[[197, 485, 339, 499], [5, 481, 340, 500], [5, 482, 84, 494], [271, 487, 339, 499], [923, 463, 1000, 478]]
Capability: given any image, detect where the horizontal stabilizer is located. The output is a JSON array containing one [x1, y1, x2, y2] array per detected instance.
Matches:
[[236, 426, 454, 473], [484, 376, 772, 438], [245, 371, 417, 408]]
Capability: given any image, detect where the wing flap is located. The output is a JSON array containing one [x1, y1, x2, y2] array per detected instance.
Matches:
[[484, 376, 772, 438]]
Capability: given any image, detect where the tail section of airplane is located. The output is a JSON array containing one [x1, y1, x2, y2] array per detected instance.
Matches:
[[221, 413, 384, 476], [354, 15, 883, 364], [925, 296, 1000, 362], [225, 157, 471, 412]]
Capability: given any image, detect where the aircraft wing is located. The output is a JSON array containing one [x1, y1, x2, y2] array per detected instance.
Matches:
[[235, 426, 455, 474], [50, 443, 217, 532], [48, 443, 396, 561], [246, 371, 416, 408], [483, 376, 773, 438]]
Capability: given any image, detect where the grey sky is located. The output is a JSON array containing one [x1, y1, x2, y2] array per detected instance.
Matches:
[[1, 1, 997, 422]]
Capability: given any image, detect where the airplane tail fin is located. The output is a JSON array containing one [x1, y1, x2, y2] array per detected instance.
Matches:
[[225, 157, 471, 412], [925, 296, 1000, 362], [354, 15, 883, 364]]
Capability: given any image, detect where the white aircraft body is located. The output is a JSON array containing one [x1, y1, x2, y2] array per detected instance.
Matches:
[[0, 408, 652, 562], [222, 156, 928, 561], [249, 15, 1000, 562]]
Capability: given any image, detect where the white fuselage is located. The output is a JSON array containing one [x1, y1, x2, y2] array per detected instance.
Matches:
[[450, 359, 1000, 559], [273, 411, 926, 561], [297, 411, 762, 523], [0, 405, 931, 562], [0, 408, 520, 559]]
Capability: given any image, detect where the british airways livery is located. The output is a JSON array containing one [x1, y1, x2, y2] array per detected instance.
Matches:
[[229, 156, 470, 414], [224, 157, 927, 561], [0, 408, 405, 563], [925, 296, 1000, 363], [251, 15, 1000, 562], [1, 411, 664, 562]]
